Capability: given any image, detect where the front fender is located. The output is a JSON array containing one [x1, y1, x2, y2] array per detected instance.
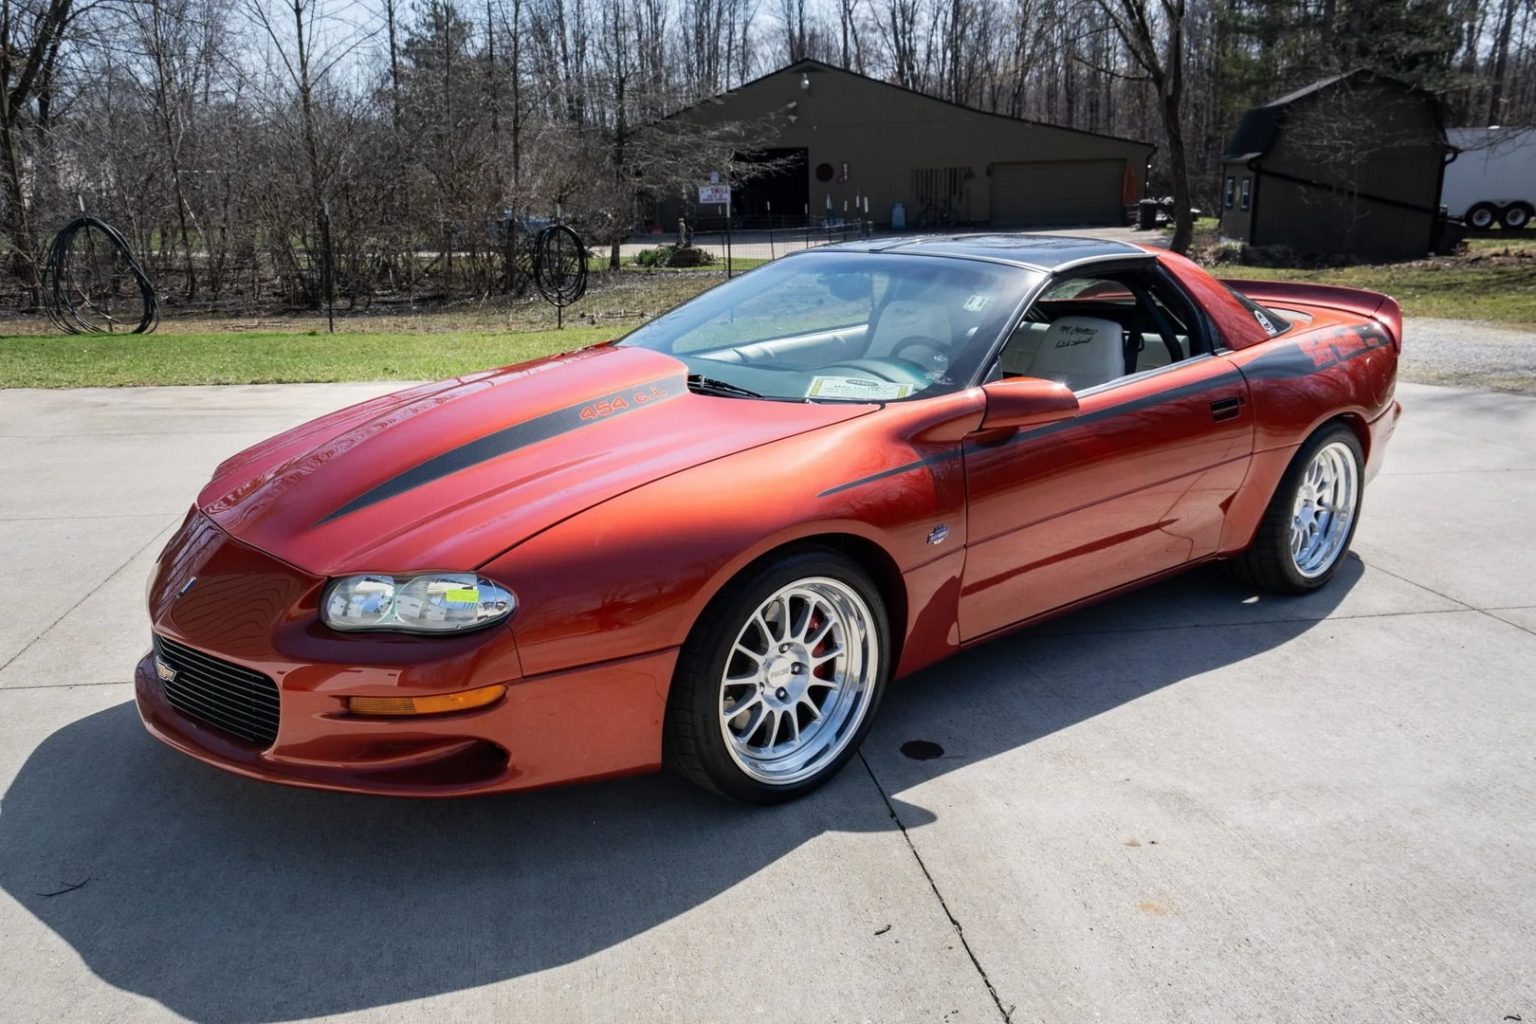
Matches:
[[486, 396, 979, 679]]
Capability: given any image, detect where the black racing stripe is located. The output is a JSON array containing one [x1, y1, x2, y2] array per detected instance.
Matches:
[[815, 325, 1391, 501], [816, 374, 1238, 498], [1241, 324, 1393, 381], [817, 451, 963, 498], [995, 375, 1234, 449], [316, 376, 682, 524]]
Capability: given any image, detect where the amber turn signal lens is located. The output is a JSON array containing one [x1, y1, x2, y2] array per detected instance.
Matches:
[[348, 684, 506, 717]]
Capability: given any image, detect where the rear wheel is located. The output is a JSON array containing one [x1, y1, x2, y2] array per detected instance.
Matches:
[[1226, 423, 1363, 594], [664, 548, 889, 803], [1500, 203, 1532, 231], [1467, 203, 1498, 230]]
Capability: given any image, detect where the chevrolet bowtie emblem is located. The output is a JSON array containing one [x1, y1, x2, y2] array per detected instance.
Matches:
[[154, 657, 177, 683]]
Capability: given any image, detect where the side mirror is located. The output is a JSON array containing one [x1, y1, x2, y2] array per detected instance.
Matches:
[[980, 377, 1080, 430]]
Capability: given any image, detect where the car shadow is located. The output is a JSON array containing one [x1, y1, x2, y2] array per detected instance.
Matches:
[[0, 558, 1364, 1022]]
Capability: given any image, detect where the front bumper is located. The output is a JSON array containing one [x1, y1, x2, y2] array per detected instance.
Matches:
[[134, 646, 677, 796], [137, 510, 676, 796]]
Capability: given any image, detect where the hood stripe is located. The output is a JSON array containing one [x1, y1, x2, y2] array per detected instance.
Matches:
[[315, 376, 682, 525]]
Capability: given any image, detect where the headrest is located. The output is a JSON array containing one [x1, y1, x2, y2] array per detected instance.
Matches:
[[1024, 316, 1125, 392]]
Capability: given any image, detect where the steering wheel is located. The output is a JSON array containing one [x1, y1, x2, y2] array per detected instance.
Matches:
[[819, 357, 931, 384], [888, 335, 950, 375]]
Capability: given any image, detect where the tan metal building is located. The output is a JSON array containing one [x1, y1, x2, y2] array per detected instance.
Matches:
[[1218, 71, 1454, 260], [659, 59, 1154, 230]]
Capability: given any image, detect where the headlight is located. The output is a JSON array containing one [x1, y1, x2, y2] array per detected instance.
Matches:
[[321, 573, 516, 634]]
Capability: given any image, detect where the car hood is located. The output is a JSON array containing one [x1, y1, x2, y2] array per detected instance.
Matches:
[[199, 345, 874, 575]]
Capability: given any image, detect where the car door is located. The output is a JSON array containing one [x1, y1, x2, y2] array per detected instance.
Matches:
[[958, 264, 1255, 642]]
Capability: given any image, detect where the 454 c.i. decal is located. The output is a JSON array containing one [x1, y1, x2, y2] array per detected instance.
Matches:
[[579, 382, 670, 420]]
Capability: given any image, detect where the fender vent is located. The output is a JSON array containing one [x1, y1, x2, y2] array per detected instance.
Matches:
[[154, 635, 280, 747]]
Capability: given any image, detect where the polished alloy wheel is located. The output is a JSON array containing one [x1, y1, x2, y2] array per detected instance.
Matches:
[[718, 577, 877, 786], [1290, 440, 1359, 578]]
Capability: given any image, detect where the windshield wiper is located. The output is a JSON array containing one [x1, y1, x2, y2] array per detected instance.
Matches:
[[686, 374, 764, 399]]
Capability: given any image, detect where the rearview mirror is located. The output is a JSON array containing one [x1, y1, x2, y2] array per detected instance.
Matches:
[[979, 377, 1079, 431]]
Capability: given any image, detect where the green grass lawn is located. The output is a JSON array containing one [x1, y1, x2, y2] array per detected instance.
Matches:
[[0, 327, 612, 388], [1196, 230, 1536, 328], [4, 234, 1532, 388], [1215, 257, 1536, 328]]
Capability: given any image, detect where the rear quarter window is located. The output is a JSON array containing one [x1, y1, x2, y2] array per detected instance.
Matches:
[[1223, 285, 1292, 338]]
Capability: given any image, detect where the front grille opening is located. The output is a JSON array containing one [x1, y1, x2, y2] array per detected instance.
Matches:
[[154, 635, 280, 747]]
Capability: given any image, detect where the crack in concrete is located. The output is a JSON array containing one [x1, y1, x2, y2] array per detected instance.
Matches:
[[0, 520, 175, 675], [0, 680, 132, 693], [1358, 557, 1536, 639], [1035, 604, 1470, 639], [858, 751, 1014, 1024]]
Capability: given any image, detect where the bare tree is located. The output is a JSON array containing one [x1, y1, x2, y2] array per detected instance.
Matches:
[[1094, 0, 1193, 253]]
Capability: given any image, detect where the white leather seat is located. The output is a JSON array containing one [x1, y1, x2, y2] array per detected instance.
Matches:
[[865, 301, 953, 359], [1022, 316, 1125, 392], [998, 322, 1052, 375], [1134, 332, 1190, 371]]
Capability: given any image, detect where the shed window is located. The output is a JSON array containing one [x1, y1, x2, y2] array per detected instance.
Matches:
[[1224, 176, 1235, 209], [1240, 178, 1252, 211]]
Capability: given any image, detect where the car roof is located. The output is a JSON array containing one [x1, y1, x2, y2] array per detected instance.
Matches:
[[809, 233, 1155, 273]]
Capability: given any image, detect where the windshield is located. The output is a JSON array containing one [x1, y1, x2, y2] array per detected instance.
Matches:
[[618, 251, 1040, 402]]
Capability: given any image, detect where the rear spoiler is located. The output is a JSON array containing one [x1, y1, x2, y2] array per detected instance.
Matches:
[[1222, 278, 1403, 351]]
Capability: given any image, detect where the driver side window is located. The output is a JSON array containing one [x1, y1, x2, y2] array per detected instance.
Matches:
[[996, 268, 1202, 393]]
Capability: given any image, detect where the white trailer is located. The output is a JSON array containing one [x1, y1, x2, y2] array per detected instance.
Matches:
[[1443, 127, 1536, 230]]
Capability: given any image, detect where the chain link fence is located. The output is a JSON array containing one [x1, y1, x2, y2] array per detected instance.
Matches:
[[593, 216, 879, 280]]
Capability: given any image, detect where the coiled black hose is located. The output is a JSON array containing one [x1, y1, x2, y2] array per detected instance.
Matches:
[[531, 223, 588, 306], [42, 216, 160, 334]]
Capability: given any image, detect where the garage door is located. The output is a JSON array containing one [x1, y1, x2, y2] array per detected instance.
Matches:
[[990, 159, 1127, 227]]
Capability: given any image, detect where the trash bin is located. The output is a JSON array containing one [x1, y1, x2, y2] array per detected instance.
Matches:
[[1136, 199, 1159, 231]]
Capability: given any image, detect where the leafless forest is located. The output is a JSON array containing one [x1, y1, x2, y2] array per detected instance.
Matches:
[[3, 0, 1534, 312]]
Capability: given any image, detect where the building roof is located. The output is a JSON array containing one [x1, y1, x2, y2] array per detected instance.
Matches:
[[1222, 69, 1428, 162], [680, 58, 1155, 151], [808, 232, 1151, 271]]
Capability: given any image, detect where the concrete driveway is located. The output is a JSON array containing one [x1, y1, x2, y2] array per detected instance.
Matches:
[[0, 381, 1532, 1024]]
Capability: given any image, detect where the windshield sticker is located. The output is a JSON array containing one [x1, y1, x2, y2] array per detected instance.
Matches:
[[806, 376, 914, 401], [963, 294, 990, 313]]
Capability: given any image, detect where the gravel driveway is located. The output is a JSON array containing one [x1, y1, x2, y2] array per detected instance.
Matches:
[[1402, 317, 1536, 394]]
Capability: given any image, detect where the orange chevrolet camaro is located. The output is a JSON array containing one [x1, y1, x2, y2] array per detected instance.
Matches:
[[137, 235, 1401, 802]]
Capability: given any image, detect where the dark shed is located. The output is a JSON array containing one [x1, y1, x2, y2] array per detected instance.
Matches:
[[1218, 70, 1454, 259]]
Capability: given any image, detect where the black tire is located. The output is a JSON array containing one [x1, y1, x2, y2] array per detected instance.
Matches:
[[664, 547, 890, 803], [1225, 423, 1364, 595], [1500, 203, 1533, 231], [1467, 203, 1499, 231]]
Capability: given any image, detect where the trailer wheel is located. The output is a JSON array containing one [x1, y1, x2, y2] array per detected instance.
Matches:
[[1467, 203, 1498, 230], [1500, 203, 1532, 231]]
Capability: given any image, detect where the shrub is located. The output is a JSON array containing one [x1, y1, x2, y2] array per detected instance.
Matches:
[[664, 245, 716, 267], [631, 245, 717, 268], [632, 247, 668, 268]]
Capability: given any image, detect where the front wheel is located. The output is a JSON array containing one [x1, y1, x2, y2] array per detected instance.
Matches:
[[664, 549, 889, 803], [1225, 423, 1364, 594]]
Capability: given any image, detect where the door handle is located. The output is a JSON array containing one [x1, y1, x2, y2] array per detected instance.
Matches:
[[1209, 396, 1244, 421]]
